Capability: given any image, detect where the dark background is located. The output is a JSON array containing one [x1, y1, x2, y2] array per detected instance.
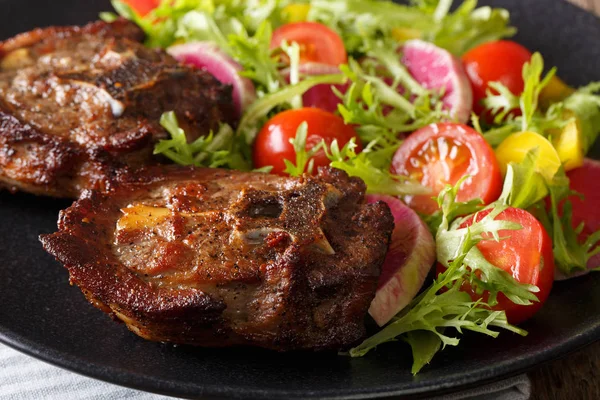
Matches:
[[0, 0, 598, 399]]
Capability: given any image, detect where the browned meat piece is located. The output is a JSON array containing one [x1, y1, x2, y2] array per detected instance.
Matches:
[[0, 19, 235, 198], [40, 166, 394, 351]]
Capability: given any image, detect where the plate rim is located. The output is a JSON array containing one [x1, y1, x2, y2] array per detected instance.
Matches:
[[2, 307, 600, 399], [1, 0, 600, 398]]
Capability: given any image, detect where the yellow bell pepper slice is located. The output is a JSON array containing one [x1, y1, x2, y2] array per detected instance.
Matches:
[[539, 75, 575, 109], [281, 4, 310, 23], [495, 131, 562, 181], [550, 111, 584, 171]]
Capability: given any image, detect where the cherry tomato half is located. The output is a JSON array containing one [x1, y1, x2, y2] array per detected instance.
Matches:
[[437, 207, 555, 324], [253, 108, 361, 175], [270, 22, 347, 66], [462, 40, 532, 115], [391, 123, 502, 215], [123, 0, 159, 16]]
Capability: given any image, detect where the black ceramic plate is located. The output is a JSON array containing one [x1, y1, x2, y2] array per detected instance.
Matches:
[[0, 0, 599, 399]]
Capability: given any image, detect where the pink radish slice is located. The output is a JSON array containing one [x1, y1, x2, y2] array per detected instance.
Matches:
[[401, 40, 473, 124], [168, 42, 256, 116], [281, 63, 347, 113], [555, 158, 600, 280], [367, 194, 436, 326]]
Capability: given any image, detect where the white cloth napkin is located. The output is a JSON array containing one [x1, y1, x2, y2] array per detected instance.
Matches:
[[0, 343, 530, 400]]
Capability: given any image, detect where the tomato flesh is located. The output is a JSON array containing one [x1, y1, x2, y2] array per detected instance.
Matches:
[[391, 123, 502, 215], [270, 22, 347, 66], [123, 0, 159, 16], [567, 159, 600, 238], [253, 108, 361, 175], [462, 40, 532, 115], [437, 207, 555, 324]]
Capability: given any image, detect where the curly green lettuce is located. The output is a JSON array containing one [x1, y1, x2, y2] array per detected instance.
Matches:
[[349, 179, 533, 374]]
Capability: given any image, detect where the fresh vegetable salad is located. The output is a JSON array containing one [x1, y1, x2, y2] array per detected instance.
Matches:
[[104, 0, 600, 374]]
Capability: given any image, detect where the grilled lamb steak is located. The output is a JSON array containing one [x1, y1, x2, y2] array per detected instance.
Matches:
[[0, 19, 235, 198], [40, 166, 394, 351]]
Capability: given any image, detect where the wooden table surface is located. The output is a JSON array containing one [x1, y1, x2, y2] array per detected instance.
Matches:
[[529, 4, 599, 400], [568, 0, 600, 14]]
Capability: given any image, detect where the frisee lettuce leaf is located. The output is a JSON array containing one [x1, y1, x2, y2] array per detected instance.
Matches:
[[227, 21, 284, 95], [498, 148, 549, 209], [542, 182, 600, 275], [531, 168, 600, 276], [174, 10, 284, 95], [279, 40, 302, 107], [349, 181, 530, 373], [326, 139, 430, 196], [154, 111, 252, 170], [282, 122, 321, 176], [281, 132, 429, 195], [237, 73, 346, 143], [402, 331, 442, 375], [307, 0, 514, 56], [482, 52, 567, 135], [427, 0, 516, 56], [438, 207, 539, 306], [561, 82, 600, 155], [336, 59, 445, 144], [110, 0, 292, 47]]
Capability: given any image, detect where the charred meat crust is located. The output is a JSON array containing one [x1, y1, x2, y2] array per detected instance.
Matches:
[[40, 166, 394, 351], [0, 19, 235, 198], [0, 19, 146, 57]]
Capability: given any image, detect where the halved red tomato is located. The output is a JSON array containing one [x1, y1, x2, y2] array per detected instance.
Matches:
[[437, 207, 554, 325], [123, 0, 159, 16], [253, 108, 361, 175], [270, 22, 347, 66], [391, 123, 502, 215]]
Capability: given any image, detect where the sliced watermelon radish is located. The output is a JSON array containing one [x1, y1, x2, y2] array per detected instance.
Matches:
[[555, 158, 600, 280], [281, 63, 347, 113], [168, 42, 256, 116], [401, 40, 473, 124], [367, 194, 436, 326]]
